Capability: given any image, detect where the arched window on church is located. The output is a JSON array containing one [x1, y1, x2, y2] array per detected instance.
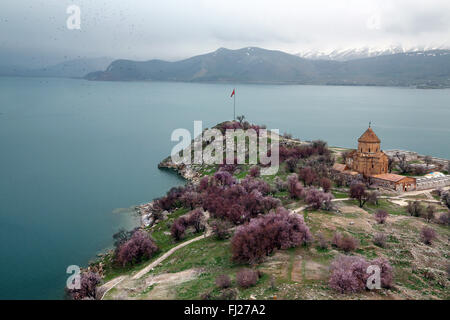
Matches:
[[369, 148, 371, 152]]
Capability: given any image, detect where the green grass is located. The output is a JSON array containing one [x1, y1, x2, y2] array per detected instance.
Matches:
[[150, 237, 239, 299], [332, 191, 349, 199], [197, 165, 218, 176], [342, 199, 408, 216], [98, 207, 198, 282]]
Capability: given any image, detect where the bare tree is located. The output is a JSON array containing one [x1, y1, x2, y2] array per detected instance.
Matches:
[[388, 156, 395, 173], [424, 205, 435, 223], [341, 150, 352, 163], [407, 201, 423, 217], [395, 152, 410, 174], [349, 183, 369, 208], [236, 115, 245, 124], [367, 190, 380, 206]]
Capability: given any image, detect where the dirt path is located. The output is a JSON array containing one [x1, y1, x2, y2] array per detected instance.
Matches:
[[99, 276, 126, 300], [99, 231, 211, 300], [132, 231, 211, 280]]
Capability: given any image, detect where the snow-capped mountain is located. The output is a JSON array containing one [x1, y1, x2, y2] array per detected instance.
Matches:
[[296, 45, 450, 61]]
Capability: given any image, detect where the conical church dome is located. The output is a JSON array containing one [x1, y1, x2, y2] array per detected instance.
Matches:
[[358, 127, 380, 143]]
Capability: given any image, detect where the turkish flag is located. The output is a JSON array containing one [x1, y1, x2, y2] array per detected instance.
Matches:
[[230, 89, 235, 97]]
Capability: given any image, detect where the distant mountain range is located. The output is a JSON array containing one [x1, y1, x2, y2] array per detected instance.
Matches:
[[0, 57, 113, 79], [295, 45, 450, 61], [85, 47, 450, 88]]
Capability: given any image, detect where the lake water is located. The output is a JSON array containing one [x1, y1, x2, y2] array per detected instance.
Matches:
[[0, 77, 449, 299]]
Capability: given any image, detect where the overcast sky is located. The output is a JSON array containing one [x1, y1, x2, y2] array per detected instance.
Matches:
[[1, 0, 450, 66]]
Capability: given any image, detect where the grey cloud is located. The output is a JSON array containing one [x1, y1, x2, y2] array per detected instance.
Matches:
[[0, 0, 449, 66]]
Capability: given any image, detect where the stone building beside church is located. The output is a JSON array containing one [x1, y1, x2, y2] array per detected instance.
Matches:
[[333, 126, 417, 192]]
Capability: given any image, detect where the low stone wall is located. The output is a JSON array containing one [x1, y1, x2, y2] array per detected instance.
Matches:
[[416, 175, 450, 191]]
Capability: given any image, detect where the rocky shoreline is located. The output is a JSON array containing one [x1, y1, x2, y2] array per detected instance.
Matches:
[[134, 157, 201, 228], [158, 157, 202, 182], [135, 201, 172, 228]]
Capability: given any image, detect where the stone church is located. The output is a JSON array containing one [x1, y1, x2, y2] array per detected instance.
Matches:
[[346, 127, 388, 176], [333, 126, 417, 192]]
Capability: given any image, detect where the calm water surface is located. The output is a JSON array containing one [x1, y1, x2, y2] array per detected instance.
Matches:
[[0, 77, 449, 299]]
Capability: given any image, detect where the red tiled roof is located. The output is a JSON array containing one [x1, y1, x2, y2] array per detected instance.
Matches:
[[371, 173, 413, 183], [358, 127, 380, 143]]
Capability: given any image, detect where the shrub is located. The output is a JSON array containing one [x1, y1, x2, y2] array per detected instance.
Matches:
[[371, 257, 394, 289], [270, 275, 277, 290], [236, 269, 258, 288], [287, 173, 304, 199], [219, 288, 238, 300], [180, 191, 202, 210], [215, 274, 231, 289], [285, 157, 298, 172], [441, 191, 450, 209], [211, 220, 231, 240], [274, 176, 287, 192], [321, 193, 334, 211], [329, 255, 393, 293], [334, 175, 345, 187], [320, 177, 332, 193], [375, 210, 388, 224], [421, 226, 437, 245], [231, 207, 312, 264], [437, 211, 450, 225], [218, 163, 237, 174], [298, 167, 317, 186], [214, 171, 236, 186], [407, 201, 423, 217], [329, 255, 368, 293], [316, 232, 328, 249], [332, 232, 343, 248], [249, 166, 261, 177], [373, 232, 387, 248], [116, 231, 158, 266], [332, 232, 358, 252], [170, 218, 187, 241], [187, 208, 205, 233], [112, 228, 136, 251], [67, 271, 101, 300], [366, 190, 380, 205], [202, 176, 276, 225], [153, 186, 186, 211], [340, 235, 359, 252], [305, 188, 334, 210], [423, 205, 435, 223], [200, 290, 212, 300]]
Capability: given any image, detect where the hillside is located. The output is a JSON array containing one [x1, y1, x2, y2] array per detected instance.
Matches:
[[80, 121, 450, 301], [85, 47, 450, 88]]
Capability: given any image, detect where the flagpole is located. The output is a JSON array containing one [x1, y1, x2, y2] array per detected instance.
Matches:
[[233, 89, 236, 121]]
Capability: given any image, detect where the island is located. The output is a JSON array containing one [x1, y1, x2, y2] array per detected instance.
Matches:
[[67, 120, 450, 300]]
